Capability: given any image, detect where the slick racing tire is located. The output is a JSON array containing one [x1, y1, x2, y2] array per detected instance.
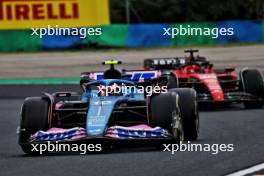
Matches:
[[240, 68, 264, 109], [161, 72, 178, 89], [150, 90, 184, 141], [171, 88, 199, 141], [19, 97, 49, 154], [150, 88, 199, 141], [80, 78, 90, 91]]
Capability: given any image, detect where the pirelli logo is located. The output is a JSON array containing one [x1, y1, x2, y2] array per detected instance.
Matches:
[[0, 0, 78, 20], [0, 0, 110, 29]]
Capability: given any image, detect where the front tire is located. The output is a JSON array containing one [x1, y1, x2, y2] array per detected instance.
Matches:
[[171, 88, 199, 141], [150, 90, 183, 141], [19, 97, 50, 154], [150, 88, 199, 141], [240, 68, 264, 109]]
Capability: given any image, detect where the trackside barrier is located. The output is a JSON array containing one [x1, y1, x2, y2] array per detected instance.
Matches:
[[217, 20, 262, 43], [86, 25, 128, 47], [0, 20, 263, 51], [171, 22, 217, 45], [0, 30, 42, 52], [126, 24, 172, 47]]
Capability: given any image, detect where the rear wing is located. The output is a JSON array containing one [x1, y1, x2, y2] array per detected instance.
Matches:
[[144, 57, 187, 70], [81, 70, 161, 82]]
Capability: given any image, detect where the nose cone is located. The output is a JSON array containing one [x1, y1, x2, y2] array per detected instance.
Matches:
[[197, 74, 224, 101], [211, 91, 224, 101], [86, 98, 114, 137]]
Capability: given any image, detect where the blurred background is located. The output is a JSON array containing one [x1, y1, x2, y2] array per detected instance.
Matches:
[[0, 0, 263, 81], [111, 0, 264, 23]]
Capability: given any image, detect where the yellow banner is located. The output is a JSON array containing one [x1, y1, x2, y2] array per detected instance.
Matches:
[[0, 0, 110, 29]]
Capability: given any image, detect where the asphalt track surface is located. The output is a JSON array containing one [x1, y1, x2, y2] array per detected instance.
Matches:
[[1, 86, 264, 176]]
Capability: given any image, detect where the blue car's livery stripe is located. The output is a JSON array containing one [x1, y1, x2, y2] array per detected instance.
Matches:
[[128, 71, 157, 81], [91, 71, 158, 82]]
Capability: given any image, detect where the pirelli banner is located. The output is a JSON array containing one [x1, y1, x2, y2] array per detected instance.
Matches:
[[0, 0, 110, 29]]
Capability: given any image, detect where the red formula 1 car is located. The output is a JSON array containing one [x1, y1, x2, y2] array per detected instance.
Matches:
[[144, 49, 264, 108]]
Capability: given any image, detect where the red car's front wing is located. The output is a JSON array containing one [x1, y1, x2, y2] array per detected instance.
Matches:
[[197, 91, 263, 103]]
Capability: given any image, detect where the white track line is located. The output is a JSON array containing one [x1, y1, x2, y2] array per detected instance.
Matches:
[[226, 163, 264, 176]]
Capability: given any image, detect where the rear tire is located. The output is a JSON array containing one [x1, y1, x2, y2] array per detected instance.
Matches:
[[240, 68, 264, 109], [165, 73, 178, 89], [19, 97, 50, 154]]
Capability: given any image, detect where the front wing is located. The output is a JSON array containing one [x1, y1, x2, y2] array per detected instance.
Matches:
[[197, 92, 263, 103]]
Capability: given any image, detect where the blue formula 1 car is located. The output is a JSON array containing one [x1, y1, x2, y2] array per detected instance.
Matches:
[[18, 60, 199, 154]]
